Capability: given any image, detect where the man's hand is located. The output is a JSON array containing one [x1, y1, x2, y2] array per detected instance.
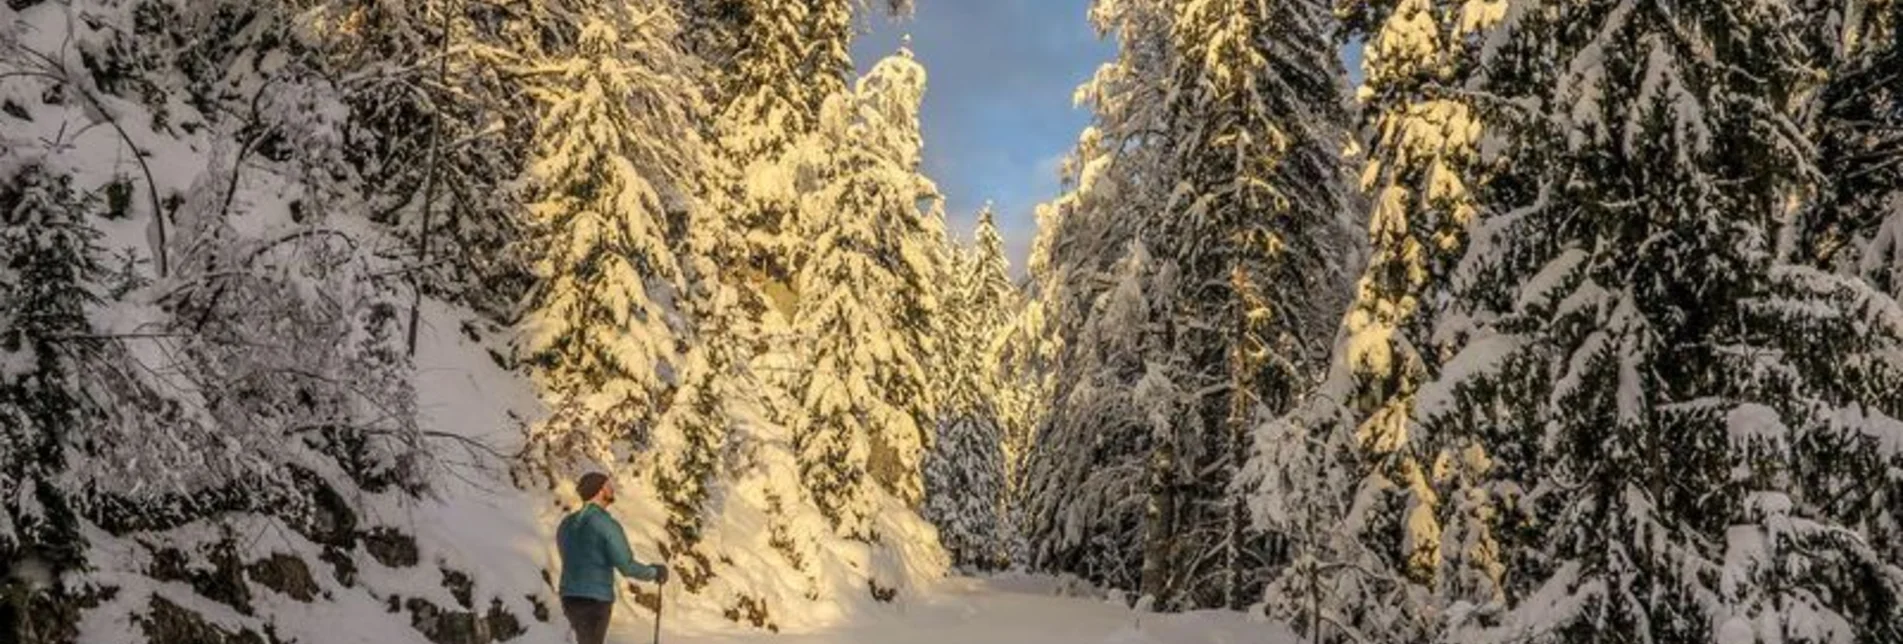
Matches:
[[654, 564, 670, 585]]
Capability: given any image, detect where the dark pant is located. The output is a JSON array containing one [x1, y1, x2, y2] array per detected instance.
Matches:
[[561, 596, 613, 644]]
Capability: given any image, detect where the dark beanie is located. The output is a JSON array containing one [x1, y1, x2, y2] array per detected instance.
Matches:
[[576, 472, 609, 502]]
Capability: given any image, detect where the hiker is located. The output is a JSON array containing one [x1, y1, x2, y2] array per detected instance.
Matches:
[[557, 472, 669, 644]]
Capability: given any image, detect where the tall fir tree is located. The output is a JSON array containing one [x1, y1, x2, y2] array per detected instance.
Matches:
[[1242, 0, 1503, 638], [517, 4, 701, 463], [0, 166, 102, 584], [924, 207, 1017, 570], [687, 2, 864, 506], [1143, 0, 1357, 609], [1020, 0, 1179, 595], [1024, 0, 1356, 608], [596, 0, 755, 594], [1813, 0, 1903, 576], [969, 207, 1036, 512], [968, 206, 1022, 352], [1418, 0, 1903, 640], [791, 47, 948, 538]]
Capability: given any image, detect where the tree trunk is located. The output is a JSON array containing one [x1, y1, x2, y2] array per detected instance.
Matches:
[[1141, 431, 1177, 606]]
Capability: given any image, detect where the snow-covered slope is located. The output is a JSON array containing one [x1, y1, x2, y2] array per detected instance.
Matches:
[[2, 0, 955, 639], [414, 300, 952, 639], [49, 301, 558, 644]]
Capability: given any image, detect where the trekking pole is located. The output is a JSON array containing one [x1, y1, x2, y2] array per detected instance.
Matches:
[[651, 576, 664, 644]]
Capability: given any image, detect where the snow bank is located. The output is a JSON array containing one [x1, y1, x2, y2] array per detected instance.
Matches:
[[616, 576, 1301, 644]]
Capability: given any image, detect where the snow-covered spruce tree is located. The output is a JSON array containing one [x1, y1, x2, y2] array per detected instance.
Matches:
[[0, 166, 104, 598], [1809, 0, 1903, 576], [691, 0, 857, 285], [790, 47, 948, 539], [1020, 0, 1179, 595], [1039, 235, 1177, 594], [1143, 0, 1356, 609], [1239, 0, 1504, 638], [1806, 0, 1903, 295], [981, 218, 1040, 530], [1420, 1, 1903, 641], [556, 0, 748, 594], [517, 6, 699, 465], [648, 343, 731, 592], [853, 50, 952, 502], [685, 3, 864, 521], [970, 208, 1032, 544], [923, 209, 1014, 571], [856, 45, 951, 510], [968, 207, 1023, 346]]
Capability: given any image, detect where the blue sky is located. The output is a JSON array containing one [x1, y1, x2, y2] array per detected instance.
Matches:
[[853, 3, 1363, 273], [853, 0, 1112, 272]]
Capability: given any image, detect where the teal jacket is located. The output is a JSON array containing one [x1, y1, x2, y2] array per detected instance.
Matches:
[[556, 503, 660, 601]]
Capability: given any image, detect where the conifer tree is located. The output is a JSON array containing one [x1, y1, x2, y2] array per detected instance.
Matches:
[[686, 3, 865, 500], [985, 212, 1041, 535], [0, 166, 102, 579], [1419, 1, 1903, 640], [518, 5, 701, 463], [1020, 0, 1179, 595], [1150, 0, 1357, 609], [924, 208, 1017, 570], [1024, 0, 1356, 608], [1242, 0, 1502, 637], [970, 209, 1036, 511], [792, 47, 947, 537]]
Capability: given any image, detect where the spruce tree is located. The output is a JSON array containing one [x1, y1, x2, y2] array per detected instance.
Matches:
[[0, 166, 101, 580], [970, 208, 1035, 516], [1024, 0, 1356, 608], [1242, 0, 1502, 637], [688, 2, 863, 501], [1414, 0, 1903, 641], [924, 208, 1016, 570], [518, 5, 701, 463], [792, 47, 947, 538], [1020, 0, 1178, 595], [981, 208, 1041, 538], [1149, 0, 1357, 609]]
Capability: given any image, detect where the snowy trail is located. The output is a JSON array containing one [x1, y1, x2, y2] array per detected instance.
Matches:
[[605, 577, 1297, 644]]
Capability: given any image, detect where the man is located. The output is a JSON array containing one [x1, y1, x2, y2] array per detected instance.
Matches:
[[557, 472, 668, 644]]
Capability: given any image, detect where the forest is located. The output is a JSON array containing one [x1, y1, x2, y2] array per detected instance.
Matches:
[[1, 0, 1900, 643]]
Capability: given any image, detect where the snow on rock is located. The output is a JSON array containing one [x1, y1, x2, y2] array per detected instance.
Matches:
[[58, 301, 571, 644]]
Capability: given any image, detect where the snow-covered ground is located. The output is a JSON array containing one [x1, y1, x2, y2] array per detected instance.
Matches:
[[410, 307, 1295, 644], [605, 575, 1298, 644]]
